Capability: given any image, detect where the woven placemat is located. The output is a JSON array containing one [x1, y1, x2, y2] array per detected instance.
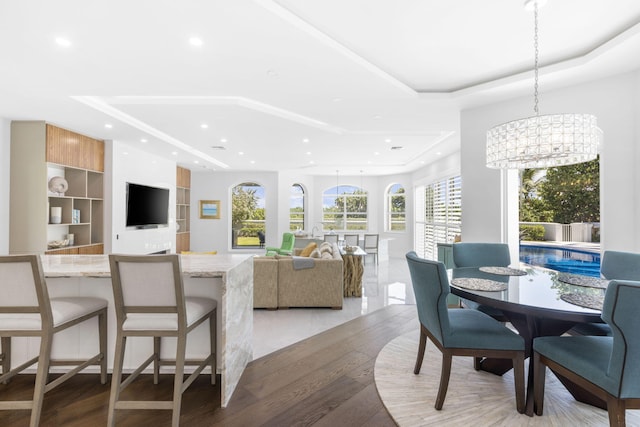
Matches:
[[560, 293, 604, 310], [479, 266, 527, 276], [450, 277, 508, 292], [557, 273, 610, 289]]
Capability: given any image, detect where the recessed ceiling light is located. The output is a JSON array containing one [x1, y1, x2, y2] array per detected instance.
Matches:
[[171, 151, 178, 156], [140, 138, 147, 143], [250, 160, 256, 164], [309, 160, 315, 164], [302, 138, 309, 143], [420, 160, 425, 164], [189, 37, 203, 46], [123, 152, 129, 156], [373, 115, 382, 120], [104, 123, 113, 129], [200, 124, 208, 129], [436, 151, 442, 156], [332, 97, 342, 102], [374, 151, 380, 155], [55, 37, 71, 47], [306, 151, 312, 155], [220, 138, 227, 143], [194, 160, 200, 164], [385, 138, 392, 143], [238, 151, 244, 156]]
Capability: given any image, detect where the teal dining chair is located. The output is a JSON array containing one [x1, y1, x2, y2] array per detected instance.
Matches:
[[533, 280, 640, 426], [265, 232, 295, 256], [570, 250, 640, 337], [452, 242, 510, 320], [406, 252, 525, 413]]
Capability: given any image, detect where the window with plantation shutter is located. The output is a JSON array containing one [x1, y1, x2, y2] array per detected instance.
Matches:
[[414, 175, 462, 259]]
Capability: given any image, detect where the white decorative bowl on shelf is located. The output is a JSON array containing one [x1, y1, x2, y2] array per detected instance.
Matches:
[[47, 239, 70, 249]]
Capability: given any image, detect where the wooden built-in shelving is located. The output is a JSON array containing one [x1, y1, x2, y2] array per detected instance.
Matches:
[[10, 121, 105, 255], [176, 166, 191, 253]]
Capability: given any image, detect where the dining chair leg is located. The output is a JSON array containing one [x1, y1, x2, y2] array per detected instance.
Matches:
[[606, 395, 626, 427], [512, 353, 525, 413], [414, 327, 427, 374], [153, 336, 161, 385], [473, 357, 482, 370], [209, 312, 217, 385], [172, 334, 187, 427], [533, 352, 546, 416], [1, 337, 10, 384], [435, 352, 453, 410], [30, 332, 53, 427], [108, 334, 127, 427], [99, 310, 108, 385]]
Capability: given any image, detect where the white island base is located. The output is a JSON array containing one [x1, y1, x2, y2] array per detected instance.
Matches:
[[16, 254, 254, 408]]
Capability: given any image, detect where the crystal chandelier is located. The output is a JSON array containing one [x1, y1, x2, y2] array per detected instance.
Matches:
[[486, 0, 601, 169]]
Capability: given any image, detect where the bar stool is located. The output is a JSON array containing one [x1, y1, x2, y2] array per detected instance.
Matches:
[[0, 255, 107, 427], [107, 254, 217, 427]]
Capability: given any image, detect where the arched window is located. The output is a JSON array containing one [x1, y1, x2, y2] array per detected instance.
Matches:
[[322, 185, 367, 232], [290, 183, 305, 231], [231, 182, 265, 249], [387, 183, 406, 231]]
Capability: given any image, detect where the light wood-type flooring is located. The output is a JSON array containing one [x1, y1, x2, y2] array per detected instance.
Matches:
[[0, 304, 418, 426]]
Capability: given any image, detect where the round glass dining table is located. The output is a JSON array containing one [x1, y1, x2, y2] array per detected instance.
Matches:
[[449, 263, 606, 416]]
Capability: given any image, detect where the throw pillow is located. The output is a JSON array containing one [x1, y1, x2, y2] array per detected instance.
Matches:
[[299, 242, 317, 257], [319, 242, 333, 255], [309, 248, 321, 258]]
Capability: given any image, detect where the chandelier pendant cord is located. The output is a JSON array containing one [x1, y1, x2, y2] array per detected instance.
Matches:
[[533, 2, 539, 117]]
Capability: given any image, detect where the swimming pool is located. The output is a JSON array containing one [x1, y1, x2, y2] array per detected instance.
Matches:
[[519, 245, 601, 277]]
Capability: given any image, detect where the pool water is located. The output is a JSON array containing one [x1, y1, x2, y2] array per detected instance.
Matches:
[[519, 245, 601, 277]]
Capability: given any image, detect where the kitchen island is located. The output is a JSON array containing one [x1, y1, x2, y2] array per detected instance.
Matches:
[[36, 253, 253, 407]]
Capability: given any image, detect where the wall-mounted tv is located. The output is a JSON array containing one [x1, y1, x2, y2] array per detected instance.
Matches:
[[125, 182, 170, 229]]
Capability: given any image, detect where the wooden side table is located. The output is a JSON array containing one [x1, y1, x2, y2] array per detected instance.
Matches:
[[340, 246, 367, 297]]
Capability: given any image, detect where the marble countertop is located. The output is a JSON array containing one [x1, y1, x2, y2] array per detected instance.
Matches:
[[41, 254, 253, 278]]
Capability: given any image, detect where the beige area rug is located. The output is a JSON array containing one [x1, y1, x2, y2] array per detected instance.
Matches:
[[374, 331, 640, 426]]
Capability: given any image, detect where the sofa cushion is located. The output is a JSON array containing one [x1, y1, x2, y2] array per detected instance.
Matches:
[[299, 242, 317, 257]]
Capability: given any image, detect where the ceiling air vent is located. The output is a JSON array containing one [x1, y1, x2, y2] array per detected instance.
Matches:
[[210, 146, 227, 150], [390, 146, 403, 151]]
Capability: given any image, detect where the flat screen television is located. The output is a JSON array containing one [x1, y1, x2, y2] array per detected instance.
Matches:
[[125, 182, 170, 229]]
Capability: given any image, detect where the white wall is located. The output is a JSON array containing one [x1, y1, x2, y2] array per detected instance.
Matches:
[[0, 118, 10, 254], [460, 70, 640, 253], [109, 141, 177, 254]]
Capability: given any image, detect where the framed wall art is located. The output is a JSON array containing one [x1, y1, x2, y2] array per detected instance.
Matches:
[[199, 200, 221, 219]]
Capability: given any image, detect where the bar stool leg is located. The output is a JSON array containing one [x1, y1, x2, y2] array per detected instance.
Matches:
[[30, 332, 53, 427]]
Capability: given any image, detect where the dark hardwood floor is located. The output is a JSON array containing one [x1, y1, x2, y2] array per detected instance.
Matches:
[[0, 304, 417, 426]]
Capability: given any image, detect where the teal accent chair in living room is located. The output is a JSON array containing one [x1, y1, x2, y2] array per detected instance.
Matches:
[[405, 252, 525, 413], [265, 232, 295, 256], [570, 250, 640, 337], [533, 280, 640, 426]]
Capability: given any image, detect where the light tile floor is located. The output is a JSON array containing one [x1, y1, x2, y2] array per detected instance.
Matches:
[[253, 256, 414, 359]]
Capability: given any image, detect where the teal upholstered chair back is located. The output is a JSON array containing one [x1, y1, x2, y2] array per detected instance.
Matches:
[[602, 280, 640, 397], [406, 251, 450, 345], [452, 243, 510, 268], [600, 250, 640, 281]]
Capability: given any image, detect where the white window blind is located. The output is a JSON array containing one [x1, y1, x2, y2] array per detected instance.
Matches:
[[414, 175, 462, 260]]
